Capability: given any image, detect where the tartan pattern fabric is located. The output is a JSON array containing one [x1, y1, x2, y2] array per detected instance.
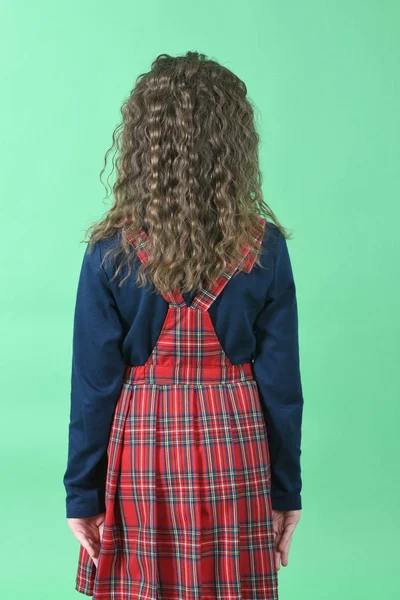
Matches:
[[75, 216, 278, 599]]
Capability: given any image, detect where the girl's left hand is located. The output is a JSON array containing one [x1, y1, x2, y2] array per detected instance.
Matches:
[[67, 513, 106, 568], [271, 509, 301, 570]]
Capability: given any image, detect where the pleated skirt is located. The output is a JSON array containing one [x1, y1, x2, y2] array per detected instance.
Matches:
[[75, 367, 278, 599]]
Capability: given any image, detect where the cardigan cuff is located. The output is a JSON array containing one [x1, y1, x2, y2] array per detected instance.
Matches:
[[65, 489, 106, 519], [271, 492, 302, 511]]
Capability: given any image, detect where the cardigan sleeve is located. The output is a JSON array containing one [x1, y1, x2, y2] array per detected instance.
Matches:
[[63, 241, 126, 519], [252, 231, 304, 511]]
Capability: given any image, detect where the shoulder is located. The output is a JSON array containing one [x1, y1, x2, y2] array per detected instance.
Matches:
[[263, 221, 280, 245], [260, 221, 286, 261], [82, 232, 121, 276]]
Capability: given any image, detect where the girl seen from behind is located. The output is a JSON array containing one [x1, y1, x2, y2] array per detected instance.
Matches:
[[63, 50, 304, 599]]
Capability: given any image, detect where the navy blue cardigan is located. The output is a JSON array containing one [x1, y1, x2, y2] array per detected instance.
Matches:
[[63, 223, 304, 518]]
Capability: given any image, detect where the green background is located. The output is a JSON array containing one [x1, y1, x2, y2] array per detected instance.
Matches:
[[1, 1, 399, 598]]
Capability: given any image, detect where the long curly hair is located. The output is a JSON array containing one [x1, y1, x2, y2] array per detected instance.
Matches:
[[83, 51, 290, 295]]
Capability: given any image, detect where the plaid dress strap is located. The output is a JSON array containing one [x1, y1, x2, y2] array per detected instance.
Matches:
[[124, 227, 187, 308], [190, 216, 267, 312], [124, 215, 266, 311]]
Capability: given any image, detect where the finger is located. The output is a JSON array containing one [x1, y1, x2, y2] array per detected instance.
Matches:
[[272, 528, 283, 571], [278, 527, 294, 553], [278, 532, 293, 553], [99, 521, 105, 543], [81, 535, 100, 561], [273, 530, 283, 552], [272, 523, 283, 540], [281, 548, 289, 567], [274, 550, 281, 571], [279, 531, 294, 567], [278, 538, 293, 561]]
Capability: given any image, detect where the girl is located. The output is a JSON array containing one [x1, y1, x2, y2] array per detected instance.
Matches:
[[63, 50, 304, 600]]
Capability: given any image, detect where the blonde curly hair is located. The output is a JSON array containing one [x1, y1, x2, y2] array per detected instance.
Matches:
[[83, 51, 289, 295]]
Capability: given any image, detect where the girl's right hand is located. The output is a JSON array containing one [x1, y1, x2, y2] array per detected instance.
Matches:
[[67, 513, 106, 568]]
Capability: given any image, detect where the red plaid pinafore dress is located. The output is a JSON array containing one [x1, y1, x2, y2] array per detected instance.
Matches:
[[75, 217, 278, 599]]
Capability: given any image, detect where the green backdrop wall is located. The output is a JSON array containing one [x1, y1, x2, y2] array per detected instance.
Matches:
[[1, 1, 399, 598]]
